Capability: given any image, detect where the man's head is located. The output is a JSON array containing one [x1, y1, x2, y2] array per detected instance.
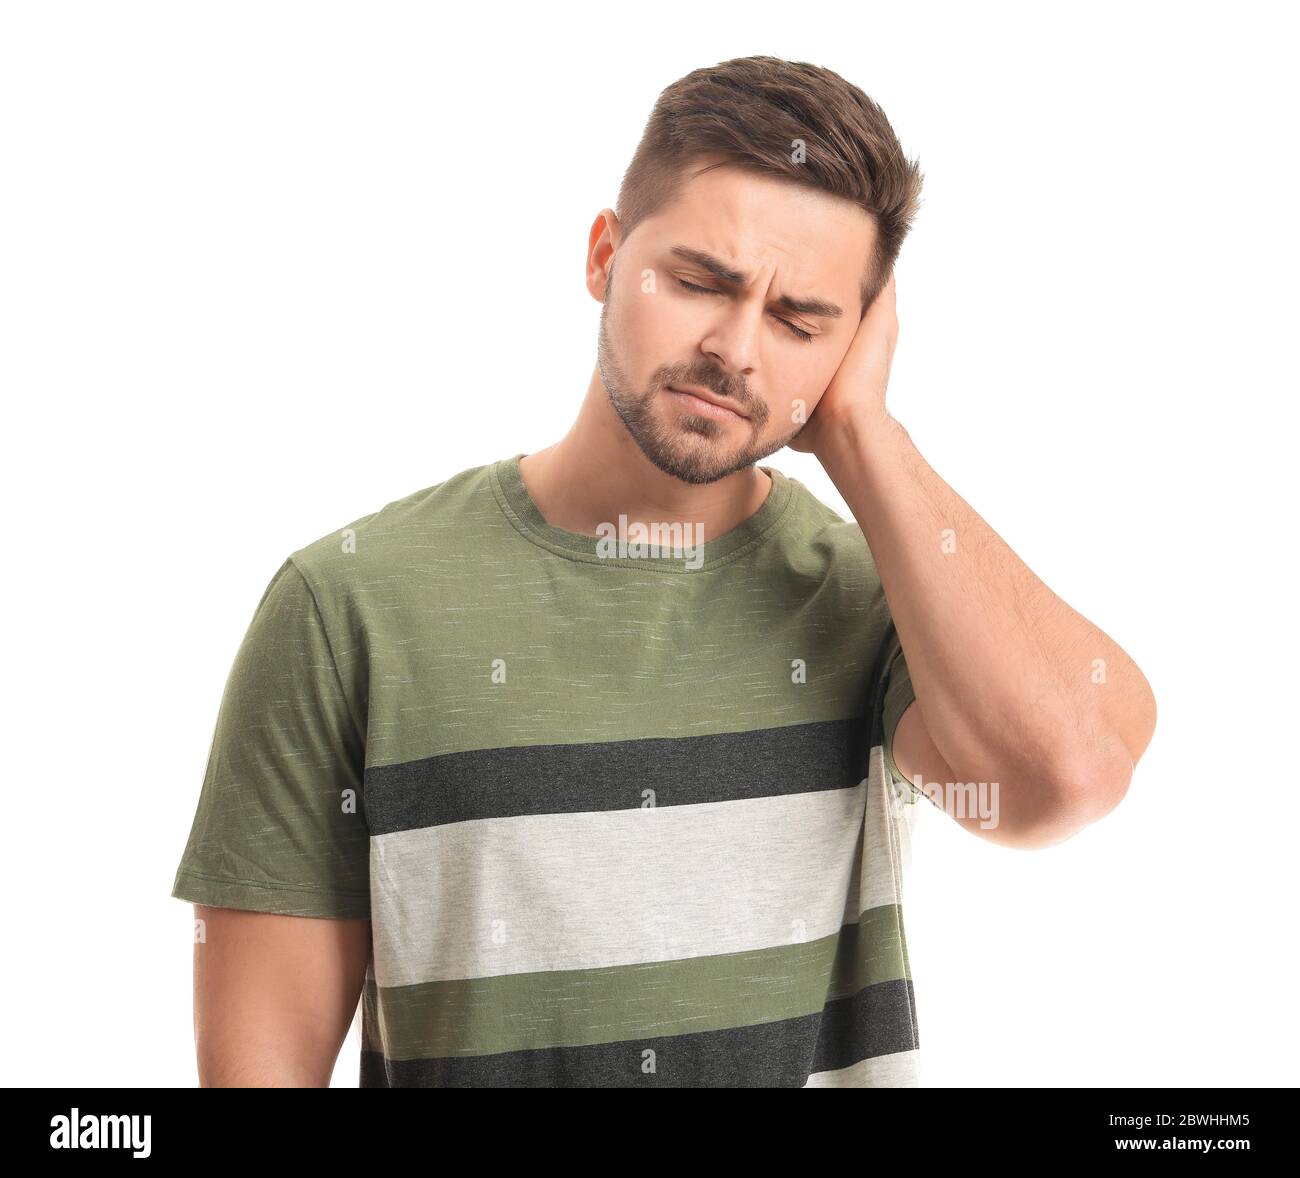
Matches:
[[591, 55, 923, 485]]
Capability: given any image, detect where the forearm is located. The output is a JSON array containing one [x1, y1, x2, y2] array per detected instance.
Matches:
[[818, 410, 1151, 803]]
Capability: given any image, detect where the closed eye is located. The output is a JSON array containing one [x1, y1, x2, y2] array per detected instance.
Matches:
[[675, 278, 815, 342]]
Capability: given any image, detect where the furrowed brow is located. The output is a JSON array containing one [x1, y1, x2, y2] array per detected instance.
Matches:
[[668, 245, 843, 319], [670, 245, 748, 285], [774, 292, 843, 320]]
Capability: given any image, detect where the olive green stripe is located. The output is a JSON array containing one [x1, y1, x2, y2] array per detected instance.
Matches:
[[362, 903, 910, 1059]]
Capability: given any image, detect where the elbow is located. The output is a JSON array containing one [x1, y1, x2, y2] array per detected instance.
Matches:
[[998, 741, 1134, 850], [1043, 739, 1135, 841], [1060, 737, 1134, 815]]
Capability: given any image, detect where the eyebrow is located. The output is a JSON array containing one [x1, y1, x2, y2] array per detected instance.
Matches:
[[668, 245, 845, 320]]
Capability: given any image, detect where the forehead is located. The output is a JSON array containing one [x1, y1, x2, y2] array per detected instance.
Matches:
[[641, 159, 876, 296]]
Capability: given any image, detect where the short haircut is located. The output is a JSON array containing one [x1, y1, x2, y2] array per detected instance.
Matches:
[[615, 55, 924, 316]]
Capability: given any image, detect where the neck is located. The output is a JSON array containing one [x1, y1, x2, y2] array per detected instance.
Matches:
[[518, 366, 773, 540]]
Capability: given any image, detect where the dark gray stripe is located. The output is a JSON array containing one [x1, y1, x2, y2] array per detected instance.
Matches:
[[363, 716, 870, 836], [358, 977, 917, 1087]]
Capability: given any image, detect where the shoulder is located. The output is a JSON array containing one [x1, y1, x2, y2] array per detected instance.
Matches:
[[774, 469, 882, 589], [285, 457, 501, 602]]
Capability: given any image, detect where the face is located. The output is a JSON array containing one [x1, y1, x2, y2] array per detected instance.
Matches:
[[593, 156, 876, 484]]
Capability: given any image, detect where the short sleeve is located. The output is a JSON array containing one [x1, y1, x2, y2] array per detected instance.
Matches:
[[170, 558, 371, 919], [881, 630, 923, 806]]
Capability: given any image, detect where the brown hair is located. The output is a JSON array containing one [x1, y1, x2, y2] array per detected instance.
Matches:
[[614, 55, 924, 315]]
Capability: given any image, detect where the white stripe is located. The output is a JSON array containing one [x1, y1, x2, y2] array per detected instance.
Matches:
[[370, 743, 909, 987], [803, 1047, 921, 1088]]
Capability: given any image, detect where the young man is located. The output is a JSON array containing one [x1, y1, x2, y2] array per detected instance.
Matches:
[[172, 55, 1156, 1088]]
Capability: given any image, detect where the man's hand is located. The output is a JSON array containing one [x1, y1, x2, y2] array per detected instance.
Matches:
[[788, 271, 899, 455]]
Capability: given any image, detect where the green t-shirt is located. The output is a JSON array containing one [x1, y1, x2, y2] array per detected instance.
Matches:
[[172, 453, 926, 1087]]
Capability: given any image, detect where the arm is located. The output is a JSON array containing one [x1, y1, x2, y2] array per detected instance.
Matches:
[[171, 558, 374, 1081], [191, 905, 371, 1087], [794, 275, 1157, 848]]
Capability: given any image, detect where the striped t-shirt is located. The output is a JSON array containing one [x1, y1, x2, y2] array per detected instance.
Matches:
[[171, 452, 927, 1087]]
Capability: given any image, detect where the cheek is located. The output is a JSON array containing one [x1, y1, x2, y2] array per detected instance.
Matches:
[[616, 287, 688, 366]]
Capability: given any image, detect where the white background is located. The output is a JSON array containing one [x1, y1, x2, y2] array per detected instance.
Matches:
[[3, 0, 1296, 1088]]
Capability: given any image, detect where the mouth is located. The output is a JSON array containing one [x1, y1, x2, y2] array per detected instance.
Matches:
[[666, 384, 748, 423]]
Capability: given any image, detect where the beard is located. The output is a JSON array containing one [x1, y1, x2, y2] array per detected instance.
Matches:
[[595, 268, 797, 486]]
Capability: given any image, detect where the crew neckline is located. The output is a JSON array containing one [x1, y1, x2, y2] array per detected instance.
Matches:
[[489, 452, 796, 572]]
